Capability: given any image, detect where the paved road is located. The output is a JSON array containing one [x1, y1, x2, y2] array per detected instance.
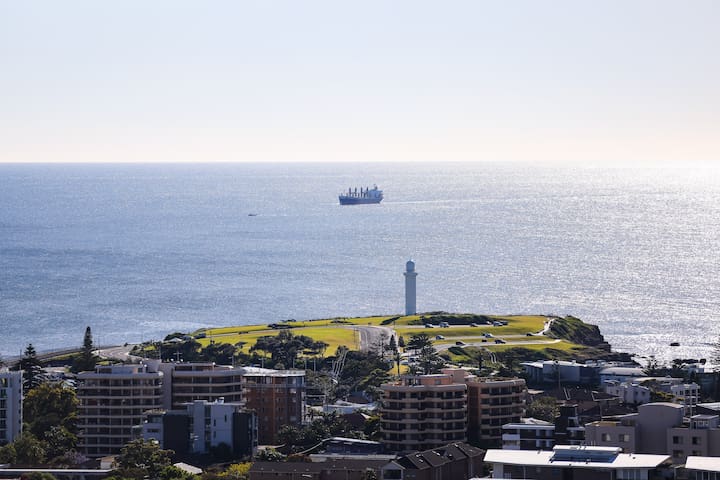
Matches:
[[434, 338, 561, 351], [96, 345, 142, 362], [351, 325, 397, 352]]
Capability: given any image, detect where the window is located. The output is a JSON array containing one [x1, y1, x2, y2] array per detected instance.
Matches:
[[693, 437, 701, 445], [617, 469, 642, 480], [601, 433, 612, 442], [673, 436, 683, 445], [619, 434, 631, 442]]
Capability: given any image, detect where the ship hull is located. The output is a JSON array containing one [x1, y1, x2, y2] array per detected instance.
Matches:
[[339, 196, 382, 205]]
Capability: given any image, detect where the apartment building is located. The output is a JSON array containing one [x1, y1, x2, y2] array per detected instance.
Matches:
[[502, 405, 585, 450], [241, 367, 305, 444], [501, 418, 555, 450], [604, 380, 651, 405], [672, 383, 700, 414], [522, 360, 599, 385], [380, 373, 467, 452], [158, 362, 244, 409], [0, 369, 22, 445], [77, 363, 163, 457], [585, 403, 684, 455], [585, 402, 720, 463], [143, 399, 257, 457], [466, 377, 526, 447]]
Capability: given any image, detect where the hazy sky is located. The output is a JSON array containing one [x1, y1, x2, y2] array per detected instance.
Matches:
[[1, 1, 718, 163]]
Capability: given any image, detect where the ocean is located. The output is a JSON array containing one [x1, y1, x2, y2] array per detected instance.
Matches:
[[1, 162, 719, 363]]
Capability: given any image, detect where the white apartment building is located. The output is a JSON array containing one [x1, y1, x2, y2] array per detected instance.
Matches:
[[604, 380, 651, 405], [672, 383, 700, 414], [0, 369, 23, 445], [143, 399, 258, 457]]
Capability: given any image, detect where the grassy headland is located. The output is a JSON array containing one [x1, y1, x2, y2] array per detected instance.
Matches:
[[187, 313, 624, 367]]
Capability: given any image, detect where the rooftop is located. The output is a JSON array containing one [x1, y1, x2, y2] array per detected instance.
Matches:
[[484, 446, 670, 469], [686, 456, 720, 473]]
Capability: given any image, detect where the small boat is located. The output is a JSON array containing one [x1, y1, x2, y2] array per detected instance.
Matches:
[[248, 213, 258, 217], [339, 185, 383, 205], [670, 342, 680, 347]]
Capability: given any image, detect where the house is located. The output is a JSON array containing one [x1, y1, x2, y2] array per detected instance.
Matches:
[[381, 443, 485, 480], [485, 445, 671, 480], [685, 456, 720, 480], [249, 459, 390, 480]]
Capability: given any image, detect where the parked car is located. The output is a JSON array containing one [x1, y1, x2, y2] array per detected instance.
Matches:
[[435, 335, 445, 340], [494, 338, 506, 344], [439, 322, 450, 328], [483, 332, 493, 338], [455, 341, 466, 346], [469, 323, 479, 327], [526, 332, 535, 336], [425, 324, 435, 328]]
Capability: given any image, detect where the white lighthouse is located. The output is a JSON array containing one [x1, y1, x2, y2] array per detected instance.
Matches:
[[404, 259, 418, 315]]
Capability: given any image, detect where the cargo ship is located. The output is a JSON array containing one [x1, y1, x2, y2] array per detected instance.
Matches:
[[339, 185, 383, 205]]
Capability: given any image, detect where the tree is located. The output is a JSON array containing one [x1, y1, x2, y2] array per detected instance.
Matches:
[[19, 344, 43, 393], [387, 335, 398, 353], [200, 343, 237, 365], [415, 345, 445, 375], [0, 443, 17, 464], [250, 331, 326, 368], [51, 450, 88, 467], [371, 332, 389, 359], [336, 350, 393, 401], [218, 463, 251, 480], [43, 426, 78, 462], [72, 326, 98, 373], [13, 432, 47, 465], [363, 414, 382, 441], [525, 396, 559, 422], [20, 473, 56, 480], [398, 336, 405, 349], [406, 334, 432, 353], [360, 469, 378, 480], [158, 465, 196, 480], [160, 338, 202, 363], [23, 383, 79, 438], [114, 439, 173, 480], [255, 448, 285, 462]]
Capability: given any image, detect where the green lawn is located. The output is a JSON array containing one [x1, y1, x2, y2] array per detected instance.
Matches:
[[198, 325, 359, 356], [194, 313, 552, 359]]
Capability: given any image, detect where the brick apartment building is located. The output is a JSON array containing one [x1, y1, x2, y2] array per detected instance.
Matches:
[[241, 367, 305, 444]]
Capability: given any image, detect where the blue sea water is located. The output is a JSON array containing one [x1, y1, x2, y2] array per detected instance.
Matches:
[[1, 162, 719, 362]]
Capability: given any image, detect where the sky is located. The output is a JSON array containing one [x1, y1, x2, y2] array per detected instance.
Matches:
[[1, 1, 718, 163]]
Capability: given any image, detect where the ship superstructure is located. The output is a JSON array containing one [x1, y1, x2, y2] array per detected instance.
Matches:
[[339, 185, 383, 205]]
